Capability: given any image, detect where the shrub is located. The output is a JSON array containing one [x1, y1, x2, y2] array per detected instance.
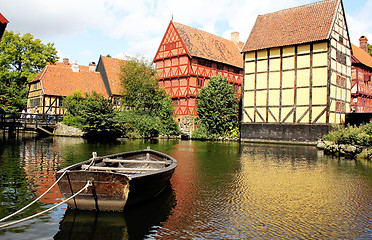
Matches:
[[192, 122, 210, 140]]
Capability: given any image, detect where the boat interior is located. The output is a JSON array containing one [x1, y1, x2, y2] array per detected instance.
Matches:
[[80, 153, 172, 174]]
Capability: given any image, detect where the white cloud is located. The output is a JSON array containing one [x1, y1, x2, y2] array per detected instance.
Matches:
[[346, 0, 372, 45], [1, 0, 371, 65]]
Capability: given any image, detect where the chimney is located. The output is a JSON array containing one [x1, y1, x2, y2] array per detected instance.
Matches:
[[89, 62, 96, 72], [359, 36, 368, 53], [71, 60, 79, 72], [231, 32, 239, 44], [63, 58, 69, 65]]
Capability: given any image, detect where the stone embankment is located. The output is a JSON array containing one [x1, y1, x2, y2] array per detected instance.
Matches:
[[316, 140, 363, 157], [53, 123, 85, 137]]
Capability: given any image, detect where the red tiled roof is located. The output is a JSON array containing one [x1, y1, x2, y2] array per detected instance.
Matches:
[[173, 22, 244, 68], [352, 43, 372, 69], [31, 63, 108, 98], [99, 56, 126, 96], [242, 0, 339, 52], [0, 13, 8, 24]]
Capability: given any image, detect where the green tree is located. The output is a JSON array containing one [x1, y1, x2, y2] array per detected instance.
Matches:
[[196, 74, 239, 137], [119, 56, 179, 136], [0, 31, 58, 112], [368, 43, 372, 56], [63, 91, 120, 138], [120, 56, 160, 112]]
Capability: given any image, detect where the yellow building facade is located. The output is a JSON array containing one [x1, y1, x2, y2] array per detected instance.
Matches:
[[241, 0, 351, 141]]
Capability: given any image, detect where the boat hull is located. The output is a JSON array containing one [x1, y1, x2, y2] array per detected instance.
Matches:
[[55, 149, 177, 211], [55, 171, 130, 211]]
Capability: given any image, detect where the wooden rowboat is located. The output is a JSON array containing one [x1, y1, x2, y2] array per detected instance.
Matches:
[[55, 147, 177, 211]]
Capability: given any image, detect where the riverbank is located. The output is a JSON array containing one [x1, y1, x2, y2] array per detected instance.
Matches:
[[316, 139, 372, 161]]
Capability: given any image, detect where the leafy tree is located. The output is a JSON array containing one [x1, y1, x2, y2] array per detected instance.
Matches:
[[116, 110, 161, 138], [0, 31, 58, 112], [119, 56, 179, 136], [196, 74, 239, 137], [63, 91, 120, 138], [120, 56, 160, 112], [368, 43, 372, 56]]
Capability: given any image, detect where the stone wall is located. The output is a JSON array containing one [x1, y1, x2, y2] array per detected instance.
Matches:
[[241, 123, 332, 143], [53, 123, 85, 137]]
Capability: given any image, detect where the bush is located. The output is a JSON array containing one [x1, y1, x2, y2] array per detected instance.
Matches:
[[196, 75, 239, 136], [192, 122, 210, 140], [357, 148, 372, 160], [62, 91, 121, 138], [323, 120, 372, 147], [116, 110, 161, 138]]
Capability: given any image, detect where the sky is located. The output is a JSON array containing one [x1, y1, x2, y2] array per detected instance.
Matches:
[[1, 0, 371, 66]]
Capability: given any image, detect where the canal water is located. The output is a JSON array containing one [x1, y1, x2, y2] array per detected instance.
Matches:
[[0, 134, 371, 239]]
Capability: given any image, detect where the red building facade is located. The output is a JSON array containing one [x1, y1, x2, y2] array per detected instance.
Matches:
[[351, 36, 372, 112], [154, 21, 243, 131]]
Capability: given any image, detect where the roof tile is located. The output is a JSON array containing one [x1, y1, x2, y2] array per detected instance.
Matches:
[[174, 22, 243, 68], [352, 43, 372, 69], [242, 0, 339, 52], [32, 63, 108, 98], [100, 56, 126, 96]]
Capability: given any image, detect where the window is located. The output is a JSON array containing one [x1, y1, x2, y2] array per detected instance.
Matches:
[[336, 75, 346, 87], [217, 64, 224, 70], [29, 98, 40, 107], [335, 101, 346, 112], [336, 50, 346, 65], [339, 35, 343, 45], [197, 78, 204, 87], [165, 42, 176, 51], [198, 59, 211, 68], [364, 74, 371, 82], [234, 68, 240, 74]]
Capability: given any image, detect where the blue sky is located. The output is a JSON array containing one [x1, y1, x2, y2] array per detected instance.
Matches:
[[1, 0, 371, 66]]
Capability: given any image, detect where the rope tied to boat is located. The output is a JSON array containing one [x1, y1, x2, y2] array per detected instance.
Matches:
[[0, 174, 92, 229], [84, 152, 97, 171], [0, 170, 67, 224]]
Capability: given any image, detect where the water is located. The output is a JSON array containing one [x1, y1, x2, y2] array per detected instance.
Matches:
[[0, 134, 371, 239]]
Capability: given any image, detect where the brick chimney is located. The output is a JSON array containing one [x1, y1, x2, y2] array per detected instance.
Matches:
[[89, 62, 96, 72], [63, 58, 69, 65], [71, 60, 79, 72], [231, 32, 239, 44], [359, 36, 368, 53]]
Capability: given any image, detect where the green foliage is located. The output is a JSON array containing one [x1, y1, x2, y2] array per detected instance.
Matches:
[[63, 91, 120, 138], [116, 110, 161, 138], [357, 148, 372, 161], [323, 121, 372, 146], [192, 122, 211, 140], [0, 31, 58, 112], [118, 56, 179, 137], [196, 74, 239, 137], [120, 56, 159, 112], [368, 43, 372, 56]]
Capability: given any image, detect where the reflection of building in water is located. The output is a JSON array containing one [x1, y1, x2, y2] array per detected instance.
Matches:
[[21, 139, 64, 204]]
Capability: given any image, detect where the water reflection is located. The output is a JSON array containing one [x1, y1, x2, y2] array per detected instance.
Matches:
[[54, 186, 176, 240], [0, 136, 370, 239]]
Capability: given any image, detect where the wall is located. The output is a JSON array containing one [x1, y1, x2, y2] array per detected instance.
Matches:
[[241, 123, 332, 143]]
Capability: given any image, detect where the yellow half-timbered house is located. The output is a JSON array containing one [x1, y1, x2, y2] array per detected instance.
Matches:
[[241, 0, 352, 142], [27, 59, 108, 115]]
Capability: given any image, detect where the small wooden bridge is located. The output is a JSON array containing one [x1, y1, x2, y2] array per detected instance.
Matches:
[[0, 112, 63, 135]]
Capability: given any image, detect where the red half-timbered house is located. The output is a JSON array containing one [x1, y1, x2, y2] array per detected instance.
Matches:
[[0, 13, 9, 40], [154, 21, 244, 130], [351, 36, 372, 112]]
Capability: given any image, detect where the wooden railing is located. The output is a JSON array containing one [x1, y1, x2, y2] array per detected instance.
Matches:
[[0, 112, 64, 130]]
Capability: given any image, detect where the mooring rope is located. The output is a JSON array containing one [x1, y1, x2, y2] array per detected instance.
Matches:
[[0, 180, 92, 229], [0, 170, 68, 224]]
